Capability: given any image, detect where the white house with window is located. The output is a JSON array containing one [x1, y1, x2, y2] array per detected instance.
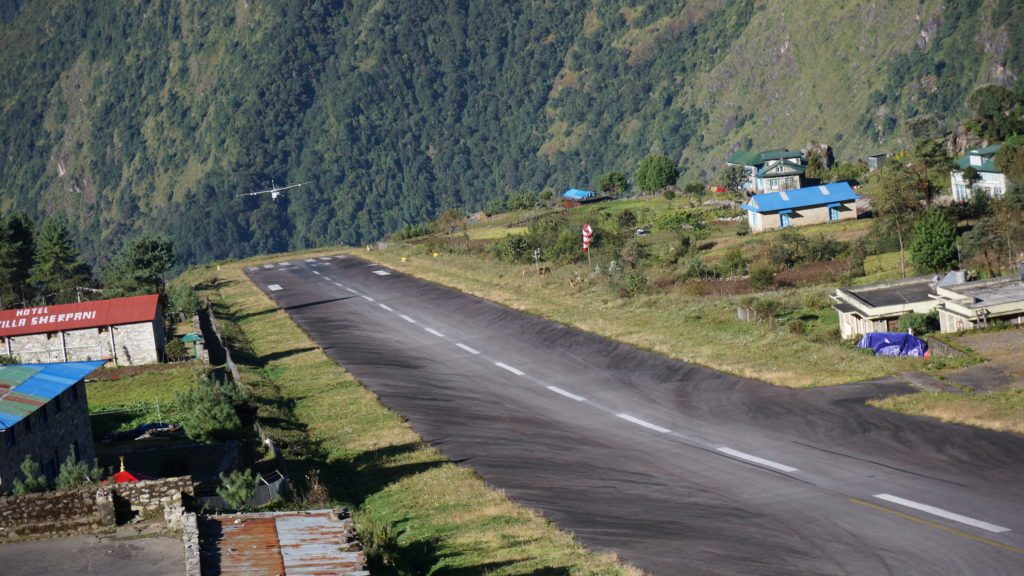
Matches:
[[950, 144, 1008, 202], [740, 182, 860, 233]]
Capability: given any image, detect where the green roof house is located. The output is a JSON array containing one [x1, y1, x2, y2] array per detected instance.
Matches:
[[726, 149, 805, 194], [950, 143, 1007, 202]]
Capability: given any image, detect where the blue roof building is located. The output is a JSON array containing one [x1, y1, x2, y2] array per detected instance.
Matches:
[[562, 188, 596, 201], [1, 361, 104, 490], [740, 182, 860, 233]]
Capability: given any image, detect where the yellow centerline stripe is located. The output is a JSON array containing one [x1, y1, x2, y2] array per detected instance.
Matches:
[[849, 498, 1024, 556]]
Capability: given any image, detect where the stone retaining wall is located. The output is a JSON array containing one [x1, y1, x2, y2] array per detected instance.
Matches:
[[0, 476, 192, 542]]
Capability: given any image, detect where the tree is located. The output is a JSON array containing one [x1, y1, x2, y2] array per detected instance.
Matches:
[[29, 218, 92, 304], [176, 374, 246, 443], [910, 138, 952, 204], [962, 217, 1003, 276], [720, 165, 748, 195], [217, 469, 258, 510], [13, 456, 48, 494], [635, 155, 679, 192], [597, 171, 627, 197], [966, 84, 1024, 140], [872, 166, 926, 277], [994, 135, 1024, 188], [0, 213, 34, 308], [56, 446, 105, 490], [684, 181, 706, 203], [910, 209, 958, 273], [103, 235, 175, 296]]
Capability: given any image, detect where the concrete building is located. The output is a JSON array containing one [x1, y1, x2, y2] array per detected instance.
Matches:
[[727, 149, 805, 193], [0, 361, 105, 493], [0, 295, 165, 366], [831, 276, 939, 339], [950, 143, 1009, 202], [740, 182, 860, 233], [933, 275, 1024, 333]]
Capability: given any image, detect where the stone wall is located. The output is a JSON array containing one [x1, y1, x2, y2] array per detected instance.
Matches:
[[0, 476, 192, 542], [0, 485, 115, 541], [113, 476, 193, 519], [0, 380, 95, 494], [1, 318, 164, 366]]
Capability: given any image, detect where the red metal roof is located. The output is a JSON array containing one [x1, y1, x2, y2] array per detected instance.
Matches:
[[0, 294, 161, 337]]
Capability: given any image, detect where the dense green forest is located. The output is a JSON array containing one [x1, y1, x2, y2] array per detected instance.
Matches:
[[1, 0, 1021, 267]]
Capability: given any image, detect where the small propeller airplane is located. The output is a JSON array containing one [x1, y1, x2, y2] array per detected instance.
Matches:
[[238, 180, 312, 201]]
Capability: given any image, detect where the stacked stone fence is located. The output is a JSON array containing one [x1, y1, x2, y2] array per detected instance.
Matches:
[[0, 476, 192, 542], [204, 300, 241, 382]]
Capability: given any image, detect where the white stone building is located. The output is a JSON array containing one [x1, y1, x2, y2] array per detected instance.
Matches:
[[0, 295, 165, 366]]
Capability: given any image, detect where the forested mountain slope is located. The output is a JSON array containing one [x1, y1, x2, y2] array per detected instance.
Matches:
[[1, 0, 1020, 266]]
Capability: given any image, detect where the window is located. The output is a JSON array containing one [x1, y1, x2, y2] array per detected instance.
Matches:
[[780, 213, 792, 228], [829, 207, 840, 221]]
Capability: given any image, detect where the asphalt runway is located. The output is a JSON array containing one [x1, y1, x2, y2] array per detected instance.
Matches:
[[246, 255, 1024, 575]]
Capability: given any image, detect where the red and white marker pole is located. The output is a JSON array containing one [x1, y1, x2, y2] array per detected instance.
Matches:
[[582, 223, 593, 264]]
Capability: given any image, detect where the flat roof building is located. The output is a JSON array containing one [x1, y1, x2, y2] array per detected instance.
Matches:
[[0, 295, 166, 366], [933, 276, 1024, 333], [0, 361, 105, 493], [831, 276, 939, 339]]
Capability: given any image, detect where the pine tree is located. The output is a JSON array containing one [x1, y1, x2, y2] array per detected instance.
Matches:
[[103, 235, 176, 296], [29, 218, 91, 304], [13, 456, 48, 495], [0, 213, 34, 307], [910, 209, 958, 273], [55, 445, 105, 490]]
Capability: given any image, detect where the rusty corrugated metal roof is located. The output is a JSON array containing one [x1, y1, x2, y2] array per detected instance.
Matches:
[[0, 294, 161, 337], [199, 509, 368, 575]]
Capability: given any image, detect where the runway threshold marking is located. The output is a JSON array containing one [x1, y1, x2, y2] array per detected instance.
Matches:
[[495, 362, 525, 376], [280, 261, 291, 266], [319, 256, 332, 260], [616, 413, 670, 433], [400, 314, 417, 324], [361, 295, 375, 302], [850, 498, 1024, 555], [305, 258, 316, 262], [717, 447, 798, 473], [425, 327, 445, 338], [456, 343, 480, 355], [247, 266, 258, 271], [373, 270, 392, 276], [547, 386, 586, 402], [379, 304, 394, 312], [267, 284, 283, 291], [873, 494, 1010, 534], [263, 264, 275, 268]]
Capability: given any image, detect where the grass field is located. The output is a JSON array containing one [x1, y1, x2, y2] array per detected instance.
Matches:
[[177, 252, 641, 575], [871, 389, 1024, 435], [87, 363, 199, 437]]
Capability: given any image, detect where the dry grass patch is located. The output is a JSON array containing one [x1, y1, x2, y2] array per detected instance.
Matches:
[[871, 389, 1024, 435]]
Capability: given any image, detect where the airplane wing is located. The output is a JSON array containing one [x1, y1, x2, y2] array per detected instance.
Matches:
[[237, 181, 312, 197]]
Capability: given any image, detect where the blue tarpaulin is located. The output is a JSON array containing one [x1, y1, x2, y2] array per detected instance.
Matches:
[[856, 332, 929, 357], [563, 188, 595, 200]]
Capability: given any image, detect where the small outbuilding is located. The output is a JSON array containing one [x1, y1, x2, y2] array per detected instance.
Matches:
[[562, 188, 608, 208], [0, 360, 105, 492], [831, 275, 939, 339], [740, 182, 859, 233], [933, 275, 1024, 333], [0, 295, 166, 366]]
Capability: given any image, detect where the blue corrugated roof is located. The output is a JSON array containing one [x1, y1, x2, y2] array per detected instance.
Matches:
[[563, 188, 595, 200], [740, 182, 859, 213], [0, 361, 105, 429]]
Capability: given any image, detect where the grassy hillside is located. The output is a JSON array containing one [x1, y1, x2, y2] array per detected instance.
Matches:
[[1, 0, 1020, 267]]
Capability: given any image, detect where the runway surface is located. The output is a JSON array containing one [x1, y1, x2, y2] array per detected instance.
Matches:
[[246, 255, 1024, 575]]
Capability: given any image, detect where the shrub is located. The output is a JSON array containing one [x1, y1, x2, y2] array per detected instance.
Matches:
[[56, 446, 105, 490], [787, 319, 807, 335], [165, 339, 190, 362], [741, 296, 787, 323], [0, 354, 19, 365], [621, 271, 649, 297], [636, 154, 680, 192], [499, 234, 533, 264], [662, 188, 676, 200], [217, 468, 258, 510], [619, 239, 648, 268], [167, 283, 203, 317], [682, 257, 716, 280], [735, 219, 749, 236], [13, 456, 48, 494], [719, 248, 748, 276], [176, 375, 247, 443], [898, 312, 939, 335], [507, 191, 538, 211], [749, 262, 776, 289], [617, 209, 638, 229]]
